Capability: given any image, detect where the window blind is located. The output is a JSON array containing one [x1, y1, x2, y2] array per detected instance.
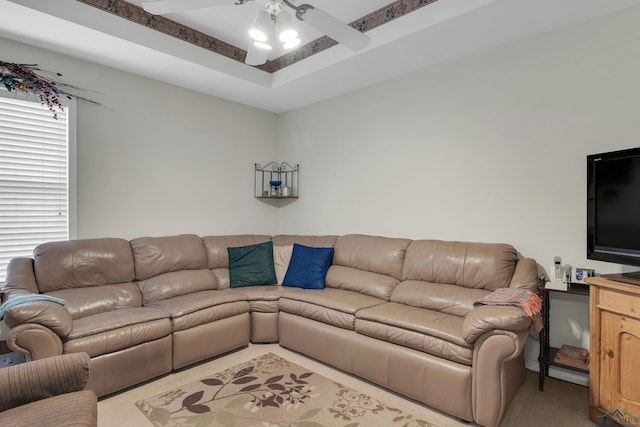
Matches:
[[0, 95, 69, 284]]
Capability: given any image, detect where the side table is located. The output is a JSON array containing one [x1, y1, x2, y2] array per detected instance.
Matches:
[[538, 282, 590, 391]]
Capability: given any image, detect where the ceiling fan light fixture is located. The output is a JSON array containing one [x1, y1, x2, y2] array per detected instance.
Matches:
[[253, 41, 273, 50], [249, 9, 272, 43], [283, 38, 301, 49], [276, 11, 297, 43], [293, 3, 370, 51]]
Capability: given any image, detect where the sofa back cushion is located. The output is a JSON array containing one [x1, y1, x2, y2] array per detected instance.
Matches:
[[402, 240, 517, 290], [202, 235, 271, 289], [333, 235, 411, 279], [131, 234, 206, 281], [390, 281, 490, 317], [326, 235, 412, 300], [137, 269, 217, 305], [272, 235, 338, 248], [34, 238, 135, 292]]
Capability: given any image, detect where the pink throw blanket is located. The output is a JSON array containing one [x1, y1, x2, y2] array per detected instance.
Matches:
[[474, 288, 543, 333]]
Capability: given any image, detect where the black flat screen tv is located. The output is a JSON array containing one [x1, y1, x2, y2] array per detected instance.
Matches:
[[587, 147, 640, 278]]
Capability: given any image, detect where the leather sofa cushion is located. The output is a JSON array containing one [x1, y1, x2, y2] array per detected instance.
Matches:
[[279, 287, 385, 330], [145, 290, 249, 331], [170, 301, 249, 331], [229, 286, 282, 312], [402, 240, 517, 291], [274, 245, 293, 284], [46, 283, 142, 320], [68, 307, 170, 340], [65, 319, 170, 358], [355, 302, 473, 365], [390, 280, 490, 317], [137, 269, 217, 305], [144, 290, 246, 318], [333, 234, 411, 280], [65, 307, 171, 357], [202, 235, 271, 269], [33, 238, 134, 292], [326, 265, 399, 301], [272, 235, 338, 248], [211, 268, 230, 289], [131, 234, 207, 281]]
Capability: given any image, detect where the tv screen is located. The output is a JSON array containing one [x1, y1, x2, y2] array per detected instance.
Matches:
[[587, 147, 640, 273]]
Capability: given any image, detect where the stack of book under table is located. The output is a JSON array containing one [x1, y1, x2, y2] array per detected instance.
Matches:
[[554, 344, 590, 369]]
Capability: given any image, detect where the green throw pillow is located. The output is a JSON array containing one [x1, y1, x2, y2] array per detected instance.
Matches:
[[227, 241, 277, 287]]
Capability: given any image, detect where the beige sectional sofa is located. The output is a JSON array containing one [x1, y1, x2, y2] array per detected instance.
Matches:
[[1, 233, 538, 427]]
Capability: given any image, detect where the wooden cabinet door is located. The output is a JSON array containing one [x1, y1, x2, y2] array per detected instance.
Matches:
[[600, 310, 640, 419]]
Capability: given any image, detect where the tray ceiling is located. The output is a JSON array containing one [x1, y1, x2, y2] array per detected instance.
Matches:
[[0, 0, 638, 112]]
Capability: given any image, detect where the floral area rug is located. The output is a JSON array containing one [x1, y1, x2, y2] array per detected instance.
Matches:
[[136, 352, 437, 427]]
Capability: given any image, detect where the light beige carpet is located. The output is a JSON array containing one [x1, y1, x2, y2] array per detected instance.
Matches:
[[136, 352, 436, 427]]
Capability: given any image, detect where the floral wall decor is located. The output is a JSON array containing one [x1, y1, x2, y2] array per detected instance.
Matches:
[[1, 61, 98, 119]]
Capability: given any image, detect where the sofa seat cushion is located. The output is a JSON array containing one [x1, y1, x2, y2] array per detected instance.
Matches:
[[390, 280, 490, 317], [64, 308, 171, 357], [355, 302, 473, 365], [145, 290, 249, 331], [228, 286, 282, 313], [279, 288, 385, 330]]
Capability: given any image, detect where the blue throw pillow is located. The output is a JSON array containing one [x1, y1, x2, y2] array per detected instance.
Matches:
[[228, 241, 277, 288], [282, 243, 334, 289]]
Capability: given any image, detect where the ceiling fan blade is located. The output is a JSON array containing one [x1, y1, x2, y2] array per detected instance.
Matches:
[[296, 5, 370, 51], [142, 0, 232, 15], [245, 42, 269, 66]]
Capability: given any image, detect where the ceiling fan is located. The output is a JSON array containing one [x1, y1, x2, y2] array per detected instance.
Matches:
[[141, 0, 371, 66]]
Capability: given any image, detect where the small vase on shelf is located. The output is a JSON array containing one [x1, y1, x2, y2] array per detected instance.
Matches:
[[269, 180, 282, 197]]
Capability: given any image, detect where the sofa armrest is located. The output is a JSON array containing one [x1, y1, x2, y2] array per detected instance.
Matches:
[[0, 352, 91, 412], [7, 323, 64, 360], [3, 301, 73, 338], [2, 258, 40, 300], [471, 329, 529, 427], [2, 256, 72, 339], [462, 305, 531, 344], [508, 257, 538, 291]]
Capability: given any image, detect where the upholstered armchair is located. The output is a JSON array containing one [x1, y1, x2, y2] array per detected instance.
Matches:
[[0, 352, 97, 426]]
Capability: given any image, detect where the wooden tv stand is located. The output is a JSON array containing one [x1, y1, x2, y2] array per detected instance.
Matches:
[[585, 276, 640, 425]]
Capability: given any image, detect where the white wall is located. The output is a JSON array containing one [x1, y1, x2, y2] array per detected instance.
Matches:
[[0, 37, 279, 240], [277, 6, 640, 382]]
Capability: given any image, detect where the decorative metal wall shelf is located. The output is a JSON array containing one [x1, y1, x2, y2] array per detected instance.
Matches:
[[254, 162, 299, 201]]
